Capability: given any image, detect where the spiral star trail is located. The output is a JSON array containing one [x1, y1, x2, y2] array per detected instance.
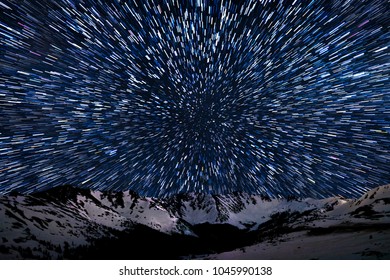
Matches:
[[0, 0, 389, 198]]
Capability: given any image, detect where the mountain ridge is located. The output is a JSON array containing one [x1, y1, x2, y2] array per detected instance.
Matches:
[[1, 184, 389, 259]]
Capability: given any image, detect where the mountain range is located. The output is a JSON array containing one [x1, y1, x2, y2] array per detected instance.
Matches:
[[1, 184, 389, 259]]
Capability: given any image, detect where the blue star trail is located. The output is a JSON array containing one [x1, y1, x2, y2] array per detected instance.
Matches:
[[0, 0, 389, 198]]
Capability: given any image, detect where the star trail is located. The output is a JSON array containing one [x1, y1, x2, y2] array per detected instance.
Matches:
[[0, 0, 389, 198]]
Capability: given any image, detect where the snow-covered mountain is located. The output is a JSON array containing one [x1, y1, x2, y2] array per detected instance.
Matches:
[[0, 184, 389, 259]]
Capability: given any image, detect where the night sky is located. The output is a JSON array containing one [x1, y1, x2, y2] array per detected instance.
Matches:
[[0, 0, 389, 198]]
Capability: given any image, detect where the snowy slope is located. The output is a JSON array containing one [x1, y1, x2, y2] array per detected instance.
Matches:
[[0, 184, 389, 259], [90, 191, 192, 234], [194, 185, 390, 260], [0, 191, 133, 259], [162, 192, 319, 229], [0, 187, 193, 259], [199, 229, 390, 260], [164, 184, 390, 230]]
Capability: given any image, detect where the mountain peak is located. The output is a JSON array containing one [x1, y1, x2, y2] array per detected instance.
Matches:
[[31, 185, 92, 203]]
